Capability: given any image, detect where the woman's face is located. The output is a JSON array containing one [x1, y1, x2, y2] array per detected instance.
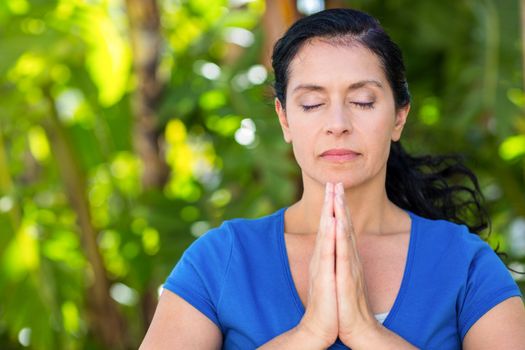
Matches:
[[275, 38, 410, 189]]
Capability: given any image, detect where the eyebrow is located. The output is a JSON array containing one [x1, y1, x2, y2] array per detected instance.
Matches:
[[291, 79, 384, 94]]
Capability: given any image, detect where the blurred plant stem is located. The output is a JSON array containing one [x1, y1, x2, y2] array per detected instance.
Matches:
[[521, 0, 525, 92], [42, 87, 128, 349], [0, 130, 20, 231]]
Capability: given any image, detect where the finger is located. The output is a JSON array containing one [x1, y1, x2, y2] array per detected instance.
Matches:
[[319, 182, 334, 235], [334, 182, 352, 267], [334, 183, 352, 241], [311, 183, 334, 266], [334, 183, 367, 297], [319, 183, 335, 275], [334, 183, 359, 261], [334, 183, 356, 318]]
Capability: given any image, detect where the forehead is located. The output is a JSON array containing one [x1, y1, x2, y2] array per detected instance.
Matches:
[[287, 38, 387, 93]]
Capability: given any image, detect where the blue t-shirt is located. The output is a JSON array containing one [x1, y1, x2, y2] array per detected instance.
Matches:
[[164, 208, 522, 349]]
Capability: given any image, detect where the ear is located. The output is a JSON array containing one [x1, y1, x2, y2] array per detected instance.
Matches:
[[391, 103, 410, 142], [275, 98, 292, 143]]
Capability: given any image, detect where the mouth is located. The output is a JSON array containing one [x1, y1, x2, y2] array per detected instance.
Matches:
[[320, 148, 361, 162]]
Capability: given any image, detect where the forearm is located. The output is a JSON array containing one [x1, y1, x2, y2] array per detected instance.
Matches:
[[257, 326, 328, 350], [347, 324, 418, 350]]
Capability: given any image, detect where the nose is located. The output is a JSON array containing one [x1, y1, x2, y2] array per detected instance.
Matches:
[[325, 105, 352, 136]]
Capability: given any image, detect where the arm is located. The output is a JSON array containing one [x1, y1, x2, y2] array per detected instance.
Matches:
[[139, 290, 222, 350], [342, 323, 419, 349], [463, 296, 525, 350], [256, 325, 329, 350]]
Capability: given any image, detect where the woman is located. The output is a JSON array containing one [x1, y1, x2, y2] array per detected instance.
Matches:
[[140, 8, 525, 349]]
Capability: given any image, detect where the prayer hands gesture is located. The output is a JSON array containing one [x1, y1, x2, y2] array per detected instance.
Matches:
[[297, 182, 380, 348]]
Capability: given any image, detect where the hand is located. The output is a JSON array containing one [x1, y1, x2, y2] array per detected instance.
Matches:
[[257, 181, 414, 350], [333, 182, 380, 346], [297, 182, 339, 348]]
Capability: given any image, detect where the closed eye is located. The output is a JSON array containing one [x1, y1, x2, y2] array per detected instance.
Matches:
[[352, 102, 375, 109], [301, 103, 323, 112]]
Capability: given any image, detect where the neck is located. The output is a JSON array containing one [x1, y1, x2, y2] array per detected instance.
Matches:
[[286, 170, 400, 237]]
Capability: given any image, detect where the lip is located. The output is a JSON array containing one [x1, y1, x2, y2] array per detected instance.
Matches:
[[320, 148, 361, 162]]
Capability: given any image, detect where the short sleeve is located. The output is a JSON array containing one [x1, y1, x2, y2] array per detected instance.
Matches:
[[163, 223, 234, 331], [457, 233, 523, 341]]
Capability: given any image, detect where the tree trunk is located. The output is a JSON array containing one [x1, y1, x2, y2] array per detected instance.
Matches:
[[262, 0, 302, 200], [325, 0, 346, 9], [43, 90, 128, 349], [125, 0, 169, 190], [262, 0, 301, 68], [125, 0, 167, 331], [263, 0, 302, 200]]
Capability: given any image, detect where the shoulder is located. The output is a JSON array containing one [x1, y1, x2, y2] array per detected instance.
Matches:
[[185, 208, 285, 256], [410, 212, 492, 259], [409, 212, 520, 295], [408, 212, 515, 287]]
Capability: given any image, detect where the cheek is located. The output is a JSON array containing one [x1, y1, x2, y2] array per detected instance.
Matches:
[[287, 121, 317, 166], [288, 118, 317, 142], [360, 114, 395, 157], [289, 141, 311, 173], [367, 107, 396, 137], [290, 131, 311, 155]]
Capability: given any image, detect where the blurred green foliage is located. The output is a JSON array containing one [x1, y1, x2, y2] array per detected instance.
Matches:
[[0, 0, 523, 348]]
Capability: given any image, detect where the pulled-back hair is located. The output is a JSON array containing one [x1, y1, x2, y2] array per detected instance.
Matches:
[[271, 8, 489, 235]]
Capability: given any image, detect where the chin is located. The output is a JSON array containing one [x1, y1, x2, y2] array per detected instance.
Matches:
[[321, 176, 360, 188], [301, 167, 370, 190]]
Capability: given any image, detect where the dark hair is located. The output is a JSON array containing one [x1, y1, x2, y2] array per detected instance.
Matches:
[[272, 8, 409, 110], [271, 8, 490, 236]]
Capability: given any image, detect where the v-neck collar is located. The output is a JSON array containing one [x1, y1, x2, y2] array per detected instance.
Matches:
[[277, 207, 418, 328]]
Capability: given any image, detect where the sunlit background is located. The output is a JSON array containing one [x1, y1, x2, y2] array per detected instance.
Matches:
[[0, 0, 524, 348]]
